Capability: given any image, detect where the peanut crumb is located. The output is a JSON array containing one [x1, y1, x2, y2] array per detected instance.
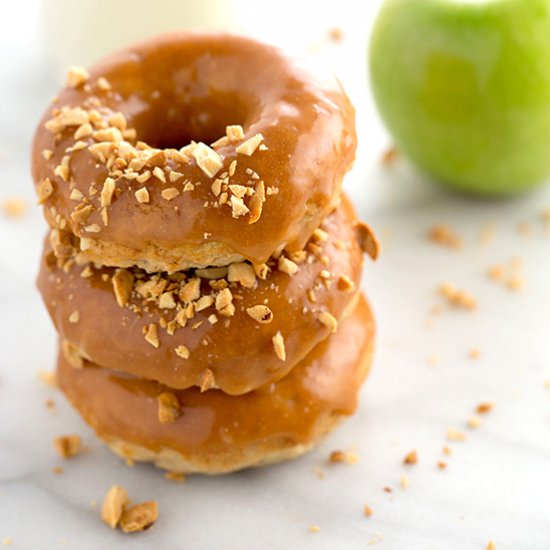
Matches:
[[278, 256, 299, 276], [101, 485, 129, 529], [161, 187, 180, 201], [61, 340, 84, 369], [164, 471, 186, 483], [38, 369, 57, 387], [447, 428, 466, 442], [100, 177, 116, 207], [467, 415, 482, 429], [487, 542, 496, 550], [2, 538, 12, 546], [354, 220, 380, 260], [337, 274, 355, 292], [144, 323, 159, 348], [400, 474, 410, 490], [192, 142, 223, 178], [226, 124, 245, 141], [476, 402, 494, 414], [1, 198, 27, 218], [329, 450, 358, 464], [428, 224, 462, 249], [439, 283, 477, 310], [505, 275, 525, 292], [246, 305, 273, 324], [469, 348, 481, 360], [381, 146, 398, 165], [364, 504, 373, 517], [403, 450, 418, 465], [318, 311, 338, 333], [235, 133, 263, 156], [37, 178, 55, 204], [230, 195, 249, 218], [174, 343, 190, 357], [438, 461, 447, 470], [157, 392, 181, 424], [66, 66, 89, 88], [112, 269, 134, 307], [272, 331, 286, 361], [53, 435, 81, 459], [68, 310, 80, 324], [200, 368, 216, 392], [308, 525, 320, 534], [228, 262, 256, 288], [135, 187, 150, 203], [120, 502, 158, 533]]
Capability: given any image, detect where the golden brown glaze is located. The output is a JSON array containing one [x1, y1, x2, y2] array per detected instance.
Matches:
[[57, 295, 374, 474], [38, 197, 363, 395], [32, 32, 357, 271]]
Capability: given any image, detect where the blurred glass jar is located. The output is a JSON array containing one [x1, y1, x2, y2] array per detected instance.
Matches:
[[40, 0, 240, 81]]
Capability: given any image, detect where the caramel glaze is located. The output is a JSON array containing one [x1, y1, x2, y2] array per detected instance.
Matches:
[[32, 32, 357, 268], [57, 294, 374, 461], [38, 196, 363, 395]]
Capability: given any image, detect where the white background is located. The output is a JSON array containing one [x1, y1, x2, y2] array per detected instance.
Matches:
[[1, 1, 550, 548]]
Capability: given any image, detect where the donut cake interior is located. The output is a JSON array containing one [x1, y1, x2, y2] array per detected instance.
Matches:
[[32, 33, 379, 474]]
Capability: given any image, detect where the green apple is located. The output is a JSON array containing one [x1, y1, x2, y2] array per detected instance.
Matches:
[[370, 0, 550, 195]]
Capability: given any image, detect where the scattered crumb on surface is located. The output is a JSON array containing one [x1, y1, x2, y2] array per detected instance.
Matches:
[[101, 485, 158, 533], [101, 485, 129, 529], [476, 402, 494, 414], [437, 461, 447, 470], [52, 466, 64, 475], [364, 504, 373, 517], [368, 532, 384, 545], [427, 354, 441, 366], [383, 487, 392, 494], [327, 27, 343, 42], [313, 466, 325, 480], [308, 525, 320, 534], [467, 415, 482, 429], [442, 446, 452, 456], [400, 474, 410, 490], [447, 428, 466, 442], [37, 369, 57, 387], [488, 259, 526, 292], [544, 380, 550, 391], [439, 283, 477, 310], [1, 197, 27, 218], [53, 435, 82, 459], [403, 450, 418, 465], [164, 471, 186, 483], [120, 502, 158, 533], [469, 348, 481, 360], [329, 450, 358, 464], [381, 146, 398, 165], [427, 224, 462, 249], [2, 538, 12, 546], [487, 541, 496, 550]]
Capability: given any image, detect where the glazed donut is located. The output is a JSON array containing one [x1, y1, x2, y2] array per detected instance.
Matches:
[[32, 32, 357, 273], [39, 196, 365, 395], [57, 294, 374, 475]]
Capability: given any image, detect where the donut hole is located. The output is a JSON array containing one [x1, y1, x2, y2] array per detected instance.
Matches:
[[133, 92, 253, 150]]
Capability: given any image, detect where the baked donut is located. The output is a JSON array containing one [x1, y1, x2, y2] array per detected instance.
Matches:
[[56, 294, 374, 475], [39, 196, 366, 395], [32, 32, 357, 273]]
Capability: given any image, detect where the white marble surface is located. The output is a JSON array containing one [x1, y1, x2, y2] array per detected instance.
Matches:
[[1, 2, 550, 548]]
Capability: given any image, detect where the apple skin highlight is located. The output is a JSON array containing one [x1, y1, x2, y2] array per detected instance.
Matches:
[[370, 0, 550, 195]]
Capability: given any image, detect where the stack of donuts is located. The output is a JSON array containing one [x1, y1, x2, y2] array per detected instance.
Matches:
[[32, 33, 378, 474]]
